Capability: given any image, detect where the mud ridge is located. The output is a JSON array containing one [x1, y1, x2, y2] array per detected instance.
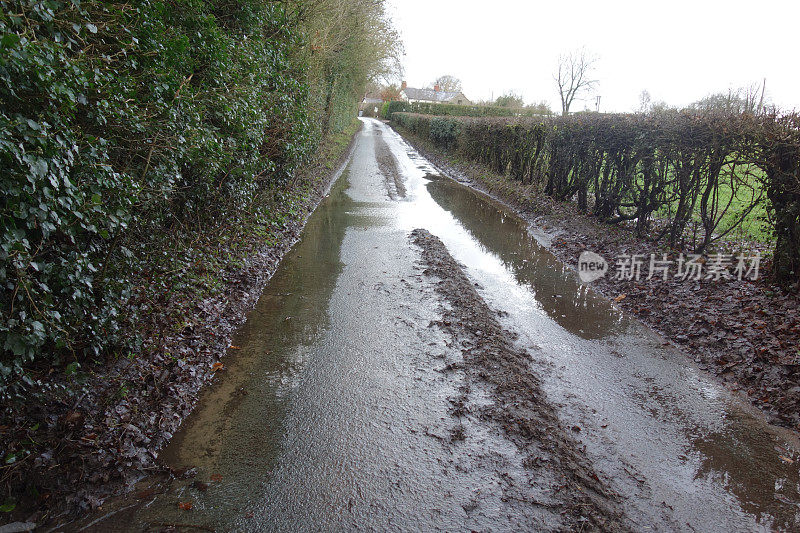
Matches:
[[411, 228, 629, 532], [374, 128, 407, 199]]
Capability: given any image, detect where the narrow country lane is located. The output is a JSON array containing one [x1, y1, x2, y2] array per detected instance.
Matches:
[[78, 119, 800, 532]]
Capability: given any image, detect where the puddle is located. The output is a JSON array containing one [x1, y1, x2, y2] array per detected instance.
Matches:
[[425, 179, 623, 339]]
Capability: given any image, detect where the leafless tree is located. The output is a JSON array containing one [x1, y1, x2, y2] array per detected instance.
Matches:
[[637, 90, 652, 113], [554, 49, 598, 116], [689, 81, 772, 115], [429, 75, 462, 92]]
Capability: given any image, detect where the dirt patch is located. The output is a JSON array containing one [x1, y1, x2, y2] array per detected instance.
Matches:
[[411, 228, 628, 532], [374, 127, 407, 199], [396, 125, 800, 434]]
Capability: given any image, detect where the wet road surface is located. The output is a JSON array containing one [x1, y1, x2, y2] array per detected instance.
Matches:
[[79, 119, 800, 531]]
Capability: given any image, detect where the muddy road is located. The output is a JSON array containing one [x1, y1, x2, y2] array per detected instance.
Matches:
[[78, 119, 800, 531]]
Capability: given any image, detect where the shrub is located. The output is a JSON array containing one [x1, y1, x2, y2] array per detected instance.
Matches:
[[380, 100, 550, 120], [429, 117, 461, 149]]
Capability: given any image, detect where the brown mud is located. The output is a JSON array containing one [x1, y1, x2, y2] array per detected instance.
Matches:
[[393, 123, 800, 434], [411, 228, 627, 532], [374, 127, 406, 199]]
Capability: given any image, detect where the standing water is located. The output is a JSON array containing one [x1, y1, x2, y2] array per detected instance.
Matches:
[[76, 119, 799, 532]]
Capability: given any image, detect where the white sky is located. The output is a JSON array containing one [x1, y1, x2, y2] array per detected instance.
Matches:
[[386, 0, 800, 113]]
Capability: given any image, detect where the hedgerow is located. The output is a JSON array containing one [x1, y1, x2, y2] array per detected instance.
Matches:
[[380, 100, 550, 120], [0, 0, 397, 399], [392, 111, 800, 286]]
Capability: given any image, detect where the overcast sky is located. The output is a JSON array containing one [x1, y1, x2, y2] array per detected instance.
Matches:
[[385, 0, 800, 113]]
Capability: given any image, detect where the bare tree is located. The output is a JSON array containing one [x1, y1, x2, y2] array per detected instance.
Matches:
[[689, 81, 771, 115], [554, 49, 598, 116], [637, 89, 651, 113], [429, 75, 462, 92]]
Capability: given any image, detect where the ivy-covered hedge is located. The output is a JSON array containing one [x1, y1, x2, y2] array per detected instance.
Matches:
[[380, 100, 550, 120], [0, 0, 388, 399], [392, 111, 800, 286]]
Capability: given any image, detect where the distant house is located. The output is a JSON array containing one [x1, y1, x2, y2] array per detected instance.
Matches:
[[399, 81, 471, 106], [359, 91, 384, 117]]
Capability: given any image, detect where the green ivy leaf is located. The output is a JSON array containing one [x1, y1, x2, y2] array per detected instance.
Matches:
[[0, 501, 16, 513], [0, 33, 20, 49]]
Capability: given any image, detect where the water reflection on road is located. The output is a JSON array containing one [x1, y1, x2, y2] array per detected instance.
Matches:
[[425, 179, 622, 339], [78, 118, 800, 532]]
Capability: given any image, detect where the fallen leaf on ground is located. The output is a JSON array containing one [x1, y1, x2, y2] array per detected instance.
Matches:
[[613, 294, 626, 302], [229, 345, 241, 350], [135, 488, 155, 499], [178, 501, 193, 510], [210, 473, 223, 482], [211, 362, 224, 371]]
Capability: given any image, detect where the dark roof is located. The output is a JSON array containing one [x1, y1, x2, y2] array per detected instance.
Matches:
[[402, 87, 464, 103]]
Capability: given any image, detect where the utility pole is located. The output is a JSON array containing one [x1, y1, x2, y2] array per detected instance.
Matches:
[[595, 95, 601, 112]]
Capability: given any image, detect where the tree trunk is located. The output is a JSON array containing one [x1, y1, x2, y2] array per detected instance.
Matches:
[[767, 144, 800, 288]]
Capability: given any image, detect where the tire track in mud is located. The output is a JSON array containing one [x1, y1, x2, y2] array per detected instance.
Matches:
[[374, 128, 407, 199], [411, 228, 628, 532]]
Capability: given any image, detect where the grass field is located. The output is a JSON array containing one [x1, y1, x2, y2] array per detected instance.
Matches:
[[648, 160, 772, 246]]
